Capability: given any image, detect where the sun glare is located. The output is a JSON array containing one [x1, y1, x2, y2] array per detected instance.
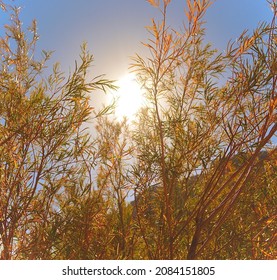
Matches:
[[109, 73, 144, 120]]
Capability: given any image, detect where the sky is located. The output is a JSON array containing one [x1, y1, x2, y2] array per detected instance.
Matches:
[[0, 0, 274, 114], [1, 0, 272, 77]]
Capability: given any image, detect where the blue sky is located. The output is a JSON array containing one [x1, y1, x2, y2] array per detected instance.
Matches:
[[0, 0, 272, 79]]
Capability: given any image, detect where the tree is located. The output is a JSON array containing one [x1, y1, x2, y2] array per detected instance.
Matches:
[[211, 150, 277, 259], [0, 0, 276, 260], [95, 116, 135, 259], [0, 4, 115, 259], [130, 0, 276, 259]]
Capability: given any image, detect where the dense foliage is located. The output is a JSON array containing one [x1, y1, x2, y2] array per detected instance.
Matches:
[[0, 0, 276, 259]]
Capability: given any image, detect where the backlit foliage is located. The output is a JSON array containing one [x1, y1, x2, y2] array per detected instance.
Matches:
[[0, 0, 276, 259]]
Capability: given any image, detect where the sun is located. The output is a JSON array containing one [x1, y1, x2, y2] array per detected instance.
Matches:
[[109, 73, 144, 120]]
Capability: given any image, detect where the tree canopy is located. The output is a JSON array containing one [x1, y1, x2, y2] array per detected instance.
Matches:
[[0, 0, 276, 259]]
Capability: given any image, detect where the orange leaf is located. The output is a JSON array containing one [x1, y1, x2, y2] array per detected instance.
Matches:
[[147, 0, 160, 8]]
